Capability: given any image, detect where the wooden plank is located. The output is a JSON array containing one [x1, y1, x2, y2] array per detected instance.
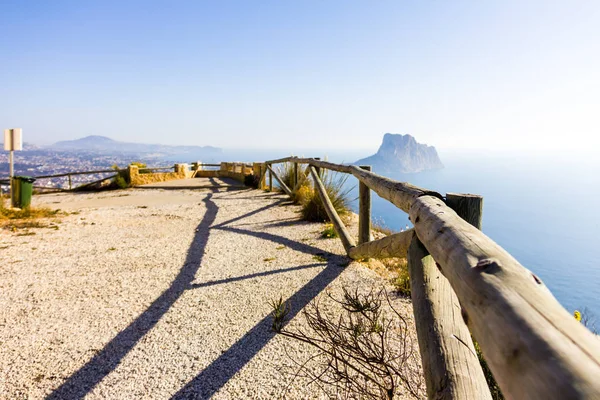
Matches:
[[308, 166, 355, 253], [358, 165, 371, 245], [410, 195, 600, 399], [409, 237, 493, 400], [268, 167, 273, 192], [267, 165, 292, 197], [348, 229, 414, 260]]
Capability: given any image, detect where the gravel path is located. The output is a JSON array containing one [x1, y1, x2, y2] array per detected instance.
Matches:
[[0, 187, 423, 399]]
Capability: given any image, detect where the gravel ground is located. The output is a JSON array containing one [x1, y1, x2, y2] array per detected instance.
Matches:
[[0, 187, 424, 399]]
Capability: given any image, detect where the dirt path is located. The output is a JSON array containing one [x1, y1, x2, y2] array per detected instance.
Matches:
[[0, 187, 422, 399]]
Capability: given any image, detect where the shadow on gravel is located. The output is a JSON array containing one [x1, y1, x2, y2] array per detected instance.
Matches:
[[188, 263, 324, 289], [48, 189, 346, 400], [172, 257, 346, 399], [47, 191, 221, 400], [172, 223, 346, 399]]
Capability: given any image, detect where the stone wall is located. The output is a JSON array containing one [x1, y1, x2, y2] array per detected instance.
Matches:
[[128, 164, 192, 186]]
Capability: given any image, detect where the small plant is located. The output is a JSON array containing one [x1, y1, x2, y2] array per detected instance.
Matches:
[[108, 247, 117, 251], [263, 257, 276, 262], [270, 287, 424, 399], [575, 307, 598, 334], [320, 223, 338, 239], [312, 254, 327, 262], [276, 245, 285, 250]]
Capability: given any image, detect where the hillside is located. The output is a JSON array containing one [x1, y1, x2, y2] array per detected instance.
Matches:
[[52, 135, 222, 158]]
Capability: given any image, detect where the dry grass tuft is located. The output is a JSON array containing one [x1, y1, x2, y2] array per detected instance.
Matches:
[[0, 198, 63, 231]]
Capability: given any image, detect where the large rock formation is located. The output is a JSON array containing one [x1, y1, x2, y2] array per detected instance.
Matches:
[[354, 133, 443, 174]]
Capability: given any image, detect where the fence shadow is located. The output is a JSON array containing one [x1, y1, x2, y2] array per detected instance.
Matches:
[[47, 192, 219, 400]]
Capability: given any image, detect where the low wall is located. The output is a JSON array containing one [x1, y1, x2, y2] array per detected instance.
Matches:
[[128, 164, 192, 186]]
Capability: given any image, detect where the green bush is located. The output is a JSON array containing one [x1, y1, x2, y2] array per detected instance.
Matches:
[[114, 173, 129, 189]]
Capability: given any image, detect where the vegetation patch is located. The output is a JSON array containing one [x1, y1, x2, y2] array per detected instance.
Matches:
[[0, 201, 64, 232], [270, 287, 424, 399], [320, 223, 338, 239]]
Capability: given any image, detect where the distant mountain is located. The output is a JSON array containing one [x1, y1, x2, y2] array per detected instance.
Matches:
[[51, 135, 222, 158], [354, 133, 443, 174]]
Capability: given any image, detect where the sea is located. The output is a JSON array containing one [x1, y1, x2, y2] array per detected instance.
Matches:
[[223, 148, 600, 315]]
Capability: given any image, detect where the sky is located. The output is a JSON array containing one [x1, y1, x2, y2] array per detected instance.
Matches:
[[1, 0, 599, 153]]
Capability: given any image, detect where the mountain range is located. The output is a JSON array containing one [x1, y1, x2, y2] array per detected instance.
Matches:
[[51, 135, 222, 158], [354, 133, 443, 174]]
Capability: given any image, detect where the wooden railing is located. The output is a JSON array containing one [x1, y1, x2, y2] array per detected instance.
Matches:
[[0, 169, 122, 191], [263, 156, 600, 400]]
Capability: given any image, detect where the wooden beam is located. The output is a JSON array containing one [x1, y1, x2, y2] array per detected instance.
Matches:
[[408, 238, 493, 400], [358, 165, 371, 245], [349, 229, 414, 260], [308, 166, 356, 253], [410, 195, 600, 399], [268, 166, 273, 192], [267, 165, 292, 197]]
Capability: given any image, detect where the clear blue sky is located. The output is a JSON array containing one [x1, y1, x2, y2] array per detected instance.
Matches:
[[1, 0, 599, 152]]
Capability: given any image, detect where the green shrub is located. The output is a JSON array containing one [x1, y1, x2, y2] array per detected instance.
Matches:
[[300, 171, 352, 222], [114, 174, 129, 189], [320, 223, 338, 239]]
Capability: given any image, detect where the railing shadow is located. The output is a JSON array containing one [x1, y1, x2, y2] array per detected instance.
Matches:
[[171, 256, 346, 399], [47, 191, 219, 400], [47, 189, 347, 399]]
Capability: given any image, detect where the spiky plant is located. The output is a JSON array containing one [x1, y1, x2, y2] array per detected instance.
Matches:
[[300, 170, 353, 222]]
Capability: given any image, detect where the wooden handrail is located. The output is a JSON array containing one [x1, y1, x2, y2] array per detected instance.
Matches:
[[410, 195, 600, 399], [32, 169, 121, 179], [265, 155, 600, 399]]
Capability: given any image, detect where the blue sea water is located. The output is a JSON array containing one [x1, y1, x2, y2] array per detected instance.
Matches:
[[341, 151, 600, 314]]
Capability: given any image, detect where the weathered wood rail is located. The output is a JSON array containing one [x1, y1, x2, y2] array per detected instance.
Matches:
[[262, 156, 600, 400]]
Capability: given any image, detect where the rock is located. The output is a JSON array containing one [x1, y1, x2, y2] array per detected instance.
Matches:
[[354, 133, 443, 174]]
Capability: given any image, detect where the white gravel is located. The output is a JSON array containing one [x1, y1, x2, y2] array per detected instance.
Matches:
[[0, 187, 423, 399]]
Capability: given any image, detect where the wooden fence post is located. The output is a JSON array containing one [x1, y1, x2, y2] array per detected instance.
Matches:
[[293, 162, 298, 192], [68, 174, 72, 190], [268, 165, 273, 192], [446, 193, 483, 228], [358, 165, 371, 245], [313, 157, 321, 177], [408, 192, 492, 400]]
